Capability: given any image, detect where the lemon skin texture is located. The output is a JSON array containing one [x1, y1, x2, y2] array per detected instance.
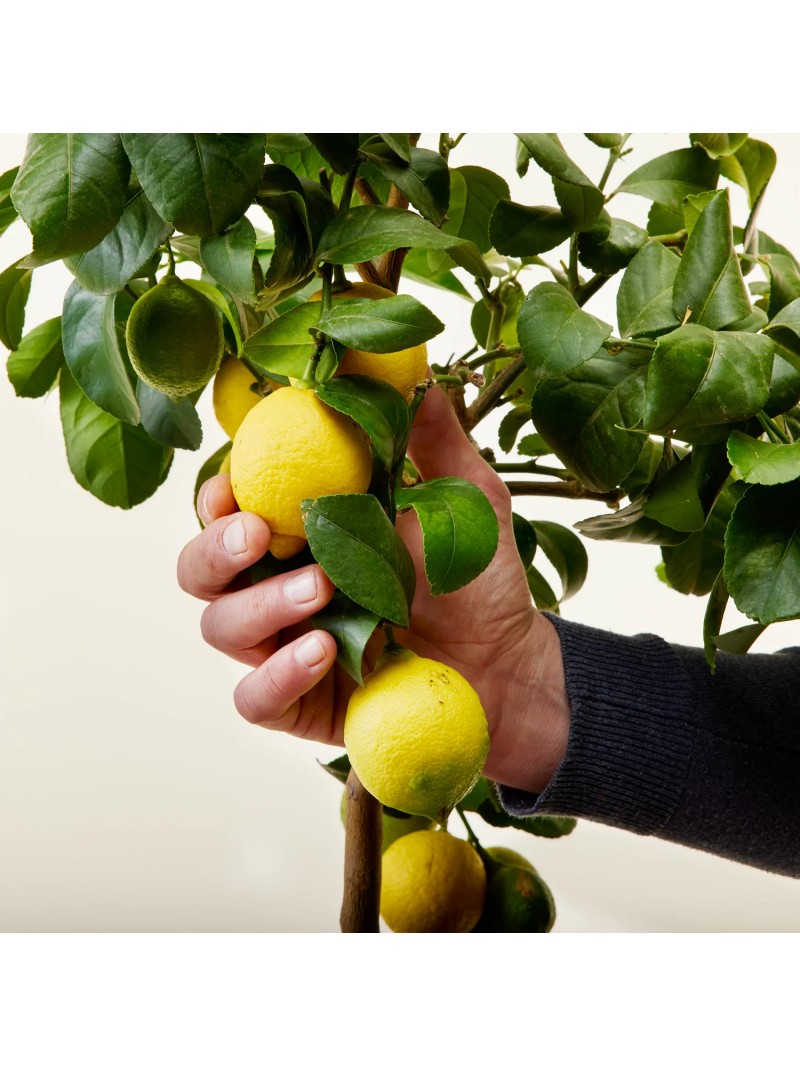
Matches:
[[230, 386, 372, 560], [486, 846, 537, 874], [309, 282, 428, 401], [126, 275, 224, 401], [380, 830, 487, 933], [344, 648, 490, 824], [472, 862, 556, 934], [213, 356, 263, 439]]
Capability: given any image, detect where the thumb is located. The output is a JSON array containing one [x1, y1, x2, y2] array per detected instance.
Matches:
[[407, 385, 501, 498]]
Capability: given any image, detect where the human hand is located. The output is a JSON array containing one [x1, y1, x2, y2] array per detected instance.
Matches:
[[178, 386, 570, 795]]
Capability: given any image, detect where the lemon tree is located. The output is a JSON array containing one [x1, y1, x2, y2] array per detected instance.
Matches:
[[4, 132, 800, 931]]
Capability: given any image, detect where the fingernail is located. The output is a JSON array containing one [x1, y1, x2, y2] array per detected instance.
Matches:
[[296, 634, 327, 669], [197, 485, 212, 526], [222, 518, 248, 556], [285, 570, 317, 604]]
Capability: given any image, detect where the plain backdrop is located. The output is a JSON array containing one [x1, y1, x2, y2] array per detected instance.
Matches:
[[2, 131, 799, 932]]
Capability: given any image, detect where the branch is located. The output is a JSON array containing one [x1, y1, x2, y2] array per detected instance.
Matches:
[[464, 354, 528, 429], [505, 480, 624, 504], [340, 768, 383, 933]]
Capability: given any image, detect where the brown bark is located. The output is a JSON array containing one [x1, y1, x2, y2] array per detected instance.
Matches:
[[339, 768, 383, 933]]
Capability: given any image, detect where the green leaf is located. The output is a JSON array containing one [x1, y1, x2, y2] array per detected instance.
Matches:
[[312, 590, 380, 685], [577, 214, 647, 276], [724, 481, 800, 623], [616, 147, 719, 212], [316, 205, 491, 283], [518, 433, 551, 457], [316, 375, 411, 471], [716, 623, 767, 655], [379, 135, 411, 162], [512, 513, 537, 569], [531, 348, 649, 492], [60, 363, 172, 508], [690, 133, 748, 159], [121, 134, 265, 237], [182, 278, 242, 354], [643, 325, 774, 433], [200, 215, 258, 304], [61, 281, 140, 424], [702, 571, 728, 670], [644, 445, 730, 532], [763, 254, 800, 320], [301, 493, 414, 627], [464, 779, 576, 837], [136, 380, 202, 451], [763, 296, 800, 360], [766, 346, 800, 416], [518, 282, 611, 380], [242, 302, 318, 377], [305, 134, 360, 175], [320, 752, 352, 786], [254, 164, 315, 307], [682, 190, 718, 236], [621, 436, 666, 498], [489, 201, 572, 258], [360, 143, 450, 225], [660, 486, 739, 596], [193, 441, 232, 523], [316, 293, 444, 352], [727, 430, 800, 485], [585, 134, 626, 149], [0, 259, 32, 350], [0, 165, 20, 237], [719, 138, 776, 209], [444, 167, 510, 253], [672, 189, 751, 329], [401, 247, 471, 299], [528, 520, 588, 602], [576, 498, 689, 546], [64, 186, 172, 296], [617, 242, 681, 338], [242, 302, 320, 379], [497, 405, 531, 453], [647, 202, 685, 236], [6, 317, 63, 397], [12, 134, 130, 266], [515, 134, 604, 231], [526, 564, 560, 612], [395, 476, 499, 595], [471, 281, 524, 349]]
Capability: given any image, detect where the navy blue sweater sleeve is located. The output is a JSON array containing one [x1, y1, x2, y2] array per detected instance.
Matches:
[[496, 614, 800, 878]]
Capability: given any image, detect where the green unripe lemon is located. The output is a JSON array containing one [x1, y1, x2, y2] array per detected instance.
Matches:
[[126, 275, 224, 400], [473, 858, 556, 933]]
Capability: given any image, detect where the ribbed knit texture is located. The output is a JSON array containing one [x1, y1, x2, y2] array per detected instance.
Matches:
[[497, 614, 800, 877]]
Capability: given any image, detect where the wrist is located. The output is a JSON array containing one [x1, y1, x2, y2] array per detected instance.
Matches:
[[484, 612, 570, 795]]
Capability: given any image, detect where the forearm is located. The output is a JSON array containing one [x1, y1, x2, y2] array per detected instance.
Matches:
[[497, 614, 800, 878]]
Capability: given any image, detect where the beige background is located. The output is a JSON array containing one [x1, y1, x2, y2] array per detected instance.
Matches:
[[1, 132, 799, 931]]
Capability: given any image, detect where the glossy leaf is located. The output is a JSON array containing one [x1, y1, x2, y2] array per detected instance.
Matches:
[[526, 564, 560, 612], [512, 513, 537, 570], [305, 134, 359, 175], [379, 135, 411, 162], [0, 259, 32, 350], [644, 445, 730, 532], [765, 347, 800, 416], [6, 320, 63, 401], [0, 166, 19, 237], [577, 214, 647, 276], [242, 302, 320, 378], [395, 476, 499, 595], [672, 190, 751, 329], [497, 405, 532, 453], [6, 317, 63, 397], [61, 281, 140, 425], [644, 325, 774, 433], [763, 296, 800, 360], [316, 293, 443, 352], [255, 164, 315, 306], [121, 134, 264, 237], [64, 186, 171, 296], [576, 498, 690, 546], [444, 166, 510, 253], [617, 242, 680, 338], [136, 380, 202, 451], [360, 143, 450, 225], [682, 190, 718, 236], [724, 481, 800, 623], [716, 623, 767, 655], [316, 205, 491, 283], [12, 134, 130, 266], [301, 493, 415, 626], [518, 433, 551, 457], [516, 134, 603, 231], [312, 590, 380, 685], [471, 281, 524, 350], [183, 279, 242, 354], [528, 520, 588, 602], [489, 201, 572, 257], [201, 216, 258, 304], [661, 487, 738, 596], [702, 571, 728, 670], [531, 349, 649, 492], [690, 133, 748, 159], [316, 375, 411, 471], [719, 138, 776, 209], [647, 202, 685, 236], [401, 247, 471, 299], [616, 147, 719, 212], [518, 282, 611, 379], [60, 363, 171, 509], [727, 431, 800, 486], [763, 254, 800, 320]]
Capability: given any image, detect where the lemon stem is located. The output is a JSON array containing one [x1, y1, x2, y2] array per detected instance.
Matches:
[[333, 264, 347, 288], [381, 623, 402, 655], [164, 238, 176, 278]]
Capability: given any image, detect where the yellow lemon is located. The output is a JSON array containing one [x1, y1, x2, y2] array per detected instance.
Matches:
[[338, 790, 433, 851], [381, 830, 487, 933], [212, 356, 263, 439], [344, 647, 490, 824], [230, 385, 372, 560], [126, 275, 224, 400], [310, 281, 428, 400]]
